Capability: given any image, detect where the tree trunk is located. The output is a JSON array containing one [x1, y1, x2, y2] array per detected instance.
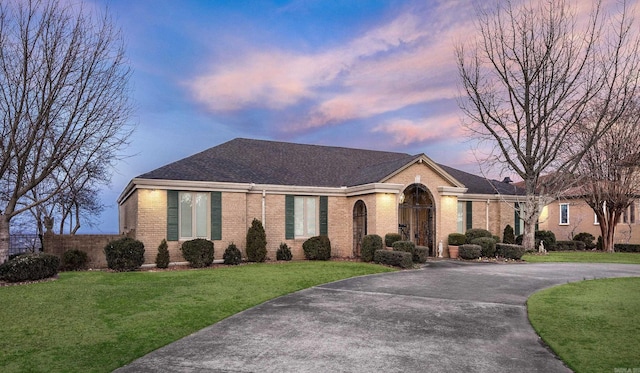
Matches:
[[0, 214, 10, 264]]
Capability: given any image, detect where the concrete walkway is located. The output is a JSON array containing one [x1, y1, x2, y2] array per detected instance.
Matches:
[[115, 262, 640, 372]]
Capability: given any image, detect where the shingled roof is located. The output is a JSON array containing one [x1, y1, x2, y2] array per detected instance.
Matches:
[[138, 138, 523, 195]]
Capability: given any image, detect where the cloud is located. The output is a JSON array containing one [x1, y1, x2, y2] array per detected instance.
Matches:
[[188, 2, 476, 130], [372, 113, 465, 146]]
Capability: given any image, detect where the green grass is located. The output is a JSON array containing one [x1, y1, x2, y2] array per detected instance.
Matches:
[[523, 251, 640, 264], [528, 277, 640, 373], [0, 261, 394, 373]]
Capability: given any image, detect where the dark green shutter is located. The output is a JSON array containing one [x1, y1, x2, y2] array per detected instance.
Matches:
[[167, 190, 179, 241], [211, 192, 222, 240], [465, 201, 473, 230], [319, 196, 328, 236], [514, 202, 521, 236], [285, 195, 295, 239]]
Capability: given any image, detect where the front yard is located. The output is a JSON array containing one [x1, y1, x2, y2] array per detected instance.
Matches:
[[0, 261, 393, 373], [523, 251, 640, 264]]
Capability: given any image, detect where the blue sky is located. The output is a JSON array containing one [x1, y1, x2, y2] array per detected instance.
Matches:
[[83, 0, 612, 233], [77, 0, 483, 233]]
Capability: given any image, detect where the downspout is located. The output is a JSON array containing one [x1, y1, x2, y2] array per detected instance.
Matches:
[[486, 199, 490, 231], [262, 190, 266, 228]]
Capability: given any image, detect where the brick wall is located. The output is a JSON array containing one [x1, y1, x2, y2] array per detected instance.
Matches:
[[43, 231, 129, 269]]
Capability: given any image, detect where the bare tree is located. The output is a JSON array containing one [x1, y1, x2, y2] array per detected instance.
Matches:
[[0, 0, 133, 262], [575, 105, 640, 252], [456, 0, 640, 251]]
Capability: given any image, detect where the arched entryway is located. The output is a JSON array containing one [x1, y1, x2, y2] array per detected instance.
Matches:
[[398, 184, 435, 255], [352, 200, 367, 257]]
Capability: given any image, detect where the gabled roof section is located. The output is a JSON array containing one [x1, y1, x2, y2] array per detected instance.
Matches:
[[136, 138, 524, 195], [138, 138, 414, 187]]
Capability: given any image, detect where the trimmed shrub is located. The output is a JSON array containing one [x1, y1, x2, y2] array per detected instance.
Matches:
[[392, 240, 415, 255], [104, 237, 145, 272], [614, 243, 640, 253], [385, 233, 402, 247], [448, 233, 466, 246], [414, 246, 429, 263], [496, 243, 525, 260], [246, 218, 267, 262], [373, 249, 413, 269], [155, 239, 170, 269], [573, 232, 596, 250], [0, 253, 60, 282], [503, 225, 515, 244], [458, 244, 482, 260], [61, 249, 88, 271], [302, 236, 331, 260], [223, 243, 242, 265], [361, 234, 383, 262], [276, 243, 293, 261], [470, 237, 496, 257], [180, 238, 214, 268], [555, 240, 580, 251], [465, 228, 492, 243]]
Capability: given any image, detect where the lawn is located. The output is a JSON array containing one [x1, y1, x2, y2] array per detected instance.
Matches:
[[528, 277, 640, 373], [523, 251, 640, 264], [0, 261, 394, 373]]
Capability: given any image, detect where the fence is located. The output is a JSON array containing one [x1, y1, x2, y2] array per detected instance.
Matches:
[[9, 234, 42, 258], [43, 232, 129, 269]]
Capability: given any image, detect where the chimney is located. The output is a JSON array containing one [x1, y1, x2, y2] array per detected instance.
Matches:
[[502, 177, 513, 184]]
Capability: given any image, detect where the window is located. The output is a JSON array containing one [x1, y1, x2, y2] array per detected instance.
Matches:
[[179, 192, 209, 239], [514, 202, 525, 236], [559, 203, 569, 225], [285, 195, 328, 239], [294, 196, 317, 237], [456, 201, 473, 233], [456, 202, 464, 233]]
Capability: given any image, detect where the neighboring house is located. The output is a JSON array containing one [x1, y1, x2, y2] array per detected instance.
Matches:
[[540, 197, 640, 244], [117, 138, 525, 264]]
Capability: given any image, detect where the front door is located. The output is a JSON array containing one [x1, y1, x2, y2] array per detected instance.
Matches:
[[398, 184, 435, 254]]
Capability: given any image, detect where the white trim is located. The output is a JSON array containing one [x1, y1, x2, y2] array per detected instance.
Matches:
[[438, 186, 468, 196]]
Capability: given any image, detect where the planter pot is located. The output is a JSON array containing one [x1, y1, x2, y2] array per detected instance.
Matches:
[[448, 245, 459, 259]]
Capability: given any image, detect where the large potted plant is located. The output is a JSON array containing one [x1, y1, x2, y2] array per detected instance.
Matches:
[[447, 233, 466, 259]]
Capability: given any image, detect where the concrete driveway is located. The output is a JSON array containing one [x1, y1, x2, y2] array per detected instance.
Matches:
[[115, 262, 640, 372]]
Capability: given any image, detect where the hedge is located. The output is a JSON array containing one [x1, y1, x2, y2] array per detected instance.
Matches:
[[303, 235, 331, 260], [385, 233, 402, 247], [414, 246, 429, 263], [458, 244, 482, 260], [573, 232, 596, 250], [554, 240, 588, 251], [61, 249, 88, 271], [465, 228, 492, 243], [0, 253, 60, 282], [614, 243, 640, 253], [180, 239, 214, 268], [374, 250, 413, 269], [104, 237, 145, 272], [361, 234, 383, 262], [470, 237, 496, 257], [448, 233, 466, 246], [495, 243, 525, 260]]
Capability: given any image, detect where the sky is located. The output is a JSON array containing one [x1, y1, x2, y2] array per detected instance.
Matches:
[[75, 0, 624, 234]]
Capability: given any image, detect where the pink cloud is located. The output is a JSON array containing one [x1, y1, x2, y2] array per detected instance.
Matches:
[[372, 114, 465, 146], [187, 2, 478, 130]]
